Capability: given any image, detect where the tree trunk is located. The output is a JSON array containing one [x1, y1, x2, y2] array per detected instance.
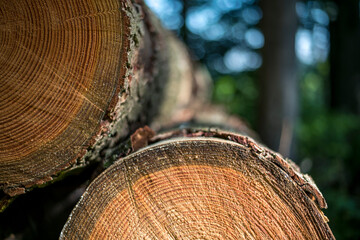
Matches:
[[259, 0, 298, 158], [329, 0, 360, 114], [0, 0, 206, 206], [60, 128, 334, 239]]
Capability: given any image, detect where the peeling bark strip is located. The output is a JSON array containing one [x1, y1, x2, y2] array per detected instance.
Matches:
[[61, 129, 334, 239], [0, 0, 203, 206], [130, 125, 155, 151]]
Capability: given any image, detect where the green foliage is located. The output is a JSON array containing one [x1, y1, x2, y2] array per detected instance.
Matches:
[[212, 61, 360, 239], [298, 110, 360, 239], [297, 63, 360, 240], [213, 74, 258, 127]]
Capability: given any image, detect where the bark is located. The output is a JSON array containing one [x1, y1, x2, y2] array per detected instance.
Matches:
[[61, 127, 334, 239], [259, 0, 298, 158], [0, 0, 335, 238], [0, 0, 205, 208]]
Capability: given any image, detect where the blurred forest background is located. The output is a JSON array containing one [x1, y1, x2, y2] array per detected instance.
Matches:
[[145, 0, 360, 239]]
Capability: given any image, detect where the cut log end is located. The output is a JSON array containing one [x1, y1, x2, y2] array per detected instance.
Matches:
[[0, 0, 131, 194], [0, 0, 205, 202], [61, 131, 334, 239]]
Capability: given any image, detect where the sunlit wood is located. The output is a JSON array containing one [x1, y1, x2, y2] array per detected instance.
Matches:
[[61, 131, 334, 239], [0, 0, 128, 195]]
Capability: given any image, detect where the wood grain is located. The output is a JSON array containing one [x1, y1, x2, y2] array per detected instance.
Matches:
[[61, 134, 334, 239], [0, 0, 129, 195]]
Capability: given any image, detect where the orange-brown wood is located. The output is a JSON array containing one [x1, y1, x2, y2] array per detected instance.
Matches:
[[61, 131, 334, 239], [0, 0, 129, 196], [0, 0, 208, 212]]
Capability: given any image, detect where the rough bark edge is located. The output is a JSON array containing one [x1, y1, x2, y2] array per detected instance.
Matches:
[[96, 125, 327, 212], [60, 130, 334, 239], [149, 128, 328, 210]]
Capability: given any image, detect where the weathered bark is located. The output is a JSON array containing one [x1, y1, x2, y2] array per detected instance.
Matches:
[[0, 0, 205, 208], [61, 128, 334, 239], [0, 0, 335, 238]]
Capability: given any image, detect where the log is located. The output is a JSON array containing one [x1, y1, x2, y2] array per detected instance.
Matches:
[[60, 128, 334, 239], [0, 0, 205, 205], [0, 0, 335, 238]]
